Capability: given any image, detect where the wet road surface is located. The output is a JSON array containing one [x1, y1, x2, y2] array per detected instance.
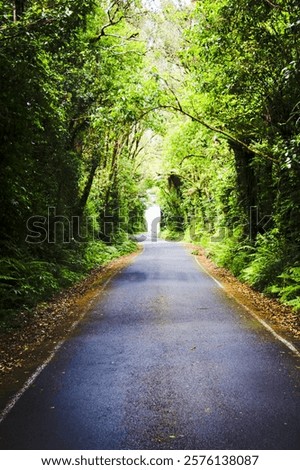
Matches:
[[0, 239, 300, 449]]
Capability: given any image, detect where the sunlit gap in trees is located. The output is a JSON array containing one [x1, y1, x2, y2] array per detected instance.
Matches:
[[142, 0, 191, 12], [145, 205, 161, 241]]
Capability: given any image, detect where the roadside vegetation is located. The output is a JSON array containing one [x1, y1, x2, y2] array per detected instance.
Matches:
[[158, 0, 300, 313], [1, 0, 300, 328], [0, 0, 157, 327]]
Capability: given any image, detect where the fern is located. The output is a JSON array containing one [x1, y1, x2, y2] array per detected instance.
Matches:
[[0, 275, 18, 281], [240, 232, 285, 290], [268, 267, 300, 310]]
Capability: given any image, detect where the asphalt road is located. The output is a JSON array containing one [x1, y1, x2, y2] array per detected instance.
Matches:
[[0, 239, 300, 450]]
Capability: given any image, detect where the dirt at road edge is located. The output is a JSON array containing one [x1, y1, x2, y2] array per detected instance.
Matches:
[[0, 249, 141, 411], [187, 243, 300, 349], [1, 242, 300, 414]]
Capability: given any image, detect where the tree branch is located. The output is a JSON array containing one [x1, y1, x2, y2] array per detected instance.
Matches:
[[138, 103, 278, 164], [179, 154, 205, 166], [161, 104, 278, 163], [90, 1, 140, 43], [0, 17, 57, 40], [90, 14, 125, 42], [263, 0, 282, 8], [153, 74, 277, 163]]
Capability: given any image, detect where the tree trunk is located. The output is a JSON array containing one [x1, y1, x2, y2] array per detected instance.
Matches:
[[78, 157, 99, 216], [13, 1, 26, 21], [231, 142, 258, 238]]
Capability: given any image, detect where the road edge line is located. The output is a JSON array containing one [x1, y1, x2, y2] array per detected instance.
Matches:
[[194, 255, 300, 358], [0, 341, 63, 425], [0, 246, 144, 425], [194, 255, 224, 289]]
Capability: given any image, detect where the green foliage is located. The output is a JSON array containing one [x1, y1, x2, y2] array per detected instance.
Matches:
[[2, 0, 300, 324], [269, 267, 300, 311], [207, 235, 252, 278], [0, 238, 137, 326], [240, 232, 286, 290], [159, 228, 183, 241], [157, 0, 300, 314], [0, 0, 160, 327], [0, 257, 60, 314]]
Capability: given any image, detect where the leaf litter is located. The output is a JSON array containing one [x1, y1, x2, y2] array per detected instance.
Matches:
[[188, 243, 300, 345], [0, 251, 139, 407]]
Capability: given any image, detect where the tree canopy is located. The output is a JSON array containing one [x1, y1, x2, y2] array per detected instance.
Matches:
[[157, 0, 300, 309], [1, 0, 300, 325]]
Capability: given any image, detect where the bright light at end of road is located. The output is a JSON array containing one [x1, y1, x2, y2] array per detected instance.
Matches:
[[145, 205, 161, 238]]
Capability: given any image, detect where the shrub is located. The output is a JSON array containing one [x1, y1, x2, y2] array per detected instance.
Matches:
[[240, 231, 285, 290], [0, 237, 137, 328], [268, 267, 300, 310], [206, 228, 252, 277]]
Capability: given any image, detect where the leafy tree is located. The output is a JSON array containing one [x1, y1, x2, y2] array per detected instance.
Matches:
[[157, 0, 300, 307], [0, 0, 161, 324]]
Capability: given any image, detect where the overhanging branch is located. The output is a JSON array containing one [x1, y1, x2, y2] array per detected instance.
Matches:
[[263, 0, 282, 9], [139, 103, 278, 164]]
